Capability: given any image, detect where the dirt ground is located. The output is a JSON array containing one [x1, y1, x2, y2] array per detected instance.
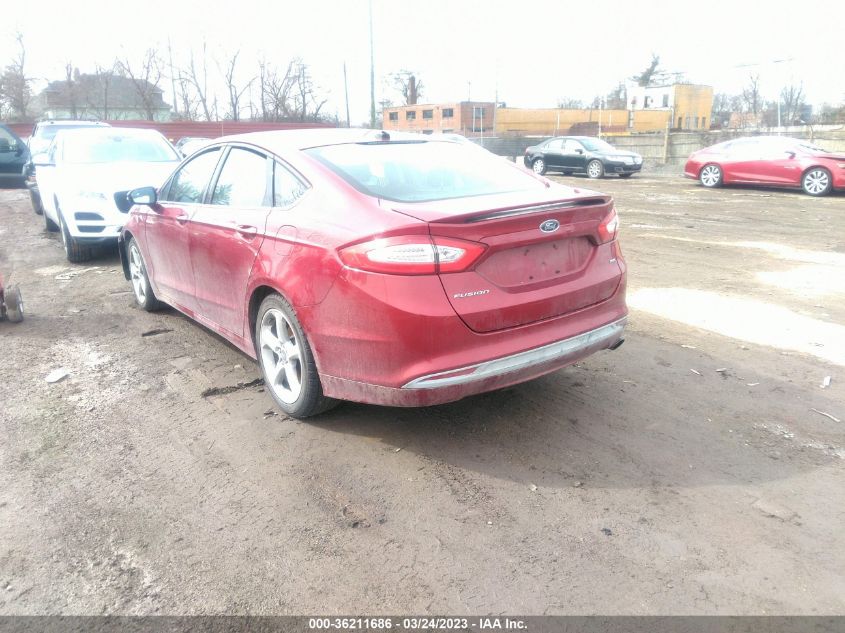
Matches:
[[0, 173, 843, 616]]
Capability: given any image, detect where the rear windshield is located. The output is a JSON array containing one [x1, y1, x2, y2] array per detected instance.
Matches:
[[62, 133, 179, 164], [306, 141, 544, 202]]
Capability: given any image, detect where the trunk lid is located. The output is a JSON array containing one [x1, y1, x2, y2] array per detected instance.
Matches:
[[392, 188, 623, 333]]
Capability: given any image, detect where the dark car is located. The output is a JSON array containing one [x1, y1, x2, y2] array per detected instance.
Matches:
[[524, 136, 643, 179], [25, 120, 110, 214], [0, 124, 30, 188]]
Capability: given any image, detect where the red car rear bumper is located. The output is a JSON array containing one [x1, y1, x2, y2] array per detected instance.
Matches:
[[305, 266, 628, 407], [319, 315, 626, 406]]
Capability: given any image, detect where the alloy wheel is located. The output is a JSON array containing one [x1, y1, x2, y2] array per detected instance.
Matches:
[[803, 169, 830, 196], [532, 159, 545, 174], [700, 165, 721, 187], [128, 243, 147, 304], [260, 308, 303, 404], [588, 160, 603, 178]]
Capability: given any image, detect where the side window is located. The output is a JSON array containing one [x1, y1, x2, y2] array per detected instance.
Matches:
[[163, 149, 221, 203], [211, 148, 269, 207], [0, 127, 17, 152], [273, 161, 308, 207], [563, 140, 582, 153], [545, 139, 564, 150]]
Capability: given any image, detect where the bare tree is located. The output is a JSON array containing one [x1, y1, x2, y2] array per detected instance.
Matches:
[[780, 83, 806, 124], [86, 63, 117, 120], [179, 44, 214, 121], [257, 57, 327, 122], [391, 70, 423, 105], [62, 63, 79, 119], [557, 98, 584, 109], [116, 49, 164, 120], [741, 74, 762, 118], [220, 51, 254, 121], [605, 83, 627, 109], [0, 32, 32, 120]]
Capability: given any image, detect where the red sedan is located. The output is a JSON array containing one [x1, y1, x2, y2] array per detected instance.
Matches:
[[119, 130, 627, 418], [684, 136, 845, 196]]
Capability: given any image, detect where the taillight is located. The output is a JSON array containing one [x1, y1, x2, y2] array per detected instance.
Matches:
[[596, 207, 619, 244], [339, 235, 486, 275]]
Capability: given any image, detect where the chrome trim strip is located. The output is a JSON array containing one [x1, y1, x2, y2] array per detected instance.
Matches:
[[402, 317, 627, 389]]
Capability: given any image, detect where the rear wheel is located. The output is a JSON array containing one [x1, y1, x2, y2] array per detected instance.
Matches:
[[802, 167, 832, 196], [256, 293, 336, 419], [4, 285, 23, 322], [128, 237, 162, 311], [531, 158, 547, 175], [58, 206, 94, 263], [587, 160, 604, 179], [700, 164, 723, 188]]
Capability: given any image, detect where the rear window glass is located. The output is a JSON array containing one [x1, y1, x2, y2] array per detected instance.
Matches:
[[306, 141, 544, 203]]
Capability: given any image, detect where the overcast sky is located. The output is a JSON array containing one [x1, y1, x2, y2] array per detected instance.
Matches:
[[2, 0, 843, 124]]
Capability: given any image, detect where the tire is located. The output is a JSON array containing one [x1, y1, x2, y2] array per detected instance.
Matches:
[[619, 173, 634, 179], [30, 189, 43, 215], [58, 206, 94, 263], [700, 164, 723, 188], [44, 207, 59, 232], [4, 285, 24, 323], [802, 167, 832, 197], [256, 293, 337, 419], [587, 159, 605, 179], [127, 237, 162, 312], [531, 158, 547, 175]]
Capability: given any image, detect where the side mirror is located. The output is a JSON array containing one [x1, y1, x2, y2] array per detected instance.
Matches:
[[575, 149, 584, 155], [128, 186, 158, 206], [785, 151, 796, 159]]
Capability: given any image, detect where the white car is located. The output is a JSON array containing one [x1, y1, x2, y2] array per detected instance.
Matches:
[[33, 127, 181, 262]]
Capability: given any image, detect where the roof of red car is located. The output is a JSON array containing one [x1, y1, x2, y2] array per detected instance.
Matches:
[[216, 128, 457, 152]]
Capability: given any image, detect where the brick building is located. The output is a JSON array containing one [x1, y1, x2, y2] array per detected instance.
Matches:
[[382, 101, 495, 136]]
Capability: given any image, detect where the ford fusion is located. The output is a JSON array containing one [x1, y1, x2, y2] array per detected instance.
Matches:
[[120, 130, 627, 418], [34, 127, 181, 261]]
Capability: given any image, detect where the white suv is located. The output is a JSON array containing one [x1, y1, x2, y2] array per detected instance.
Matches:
[[34, 127, 181, 262]]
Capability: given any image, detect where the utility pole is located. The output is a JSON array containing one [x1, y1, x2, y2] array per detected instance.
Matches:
[[369, 0, 376, 129], [343, 62, 351, 128]]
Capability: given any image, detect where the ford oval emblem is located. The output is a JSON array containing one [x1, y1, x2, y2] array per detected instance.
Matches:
[[540, 219, 560, 233]]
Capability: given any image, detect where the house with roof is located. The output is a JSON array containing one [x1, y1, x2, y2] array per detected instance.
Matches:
[[31, 71, 172, 122]]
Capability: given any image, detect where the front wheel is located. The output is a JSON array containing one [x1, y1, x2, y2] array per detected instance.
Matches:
[[587, 160, 605, 179], [256, 294, 337, 419], [531, 158, 547, 175], [128, 238, 162, 311], [700, 164, 723, 188], [58, 207, 94, 263], [802, 167, 832, 196]]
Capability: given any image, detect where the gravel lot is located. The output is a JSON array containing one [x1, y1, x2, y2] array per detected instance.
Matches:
[[0, 174, 843, 615]]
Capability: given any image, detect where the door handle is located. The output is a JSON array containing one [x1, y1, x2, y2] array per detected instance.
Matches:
[[236, 224, 258, 237], [175, 214, 189, 224]]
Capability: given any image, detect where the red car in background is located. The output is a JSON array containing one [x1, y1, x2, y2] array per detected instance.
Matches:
[[684, 136, 845, 196], [119, 130, 627, 418]]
